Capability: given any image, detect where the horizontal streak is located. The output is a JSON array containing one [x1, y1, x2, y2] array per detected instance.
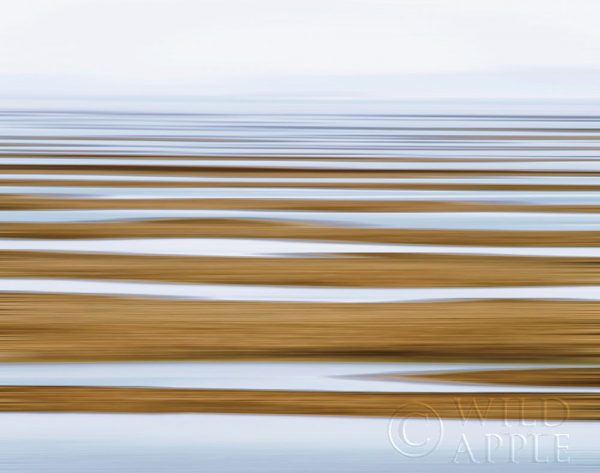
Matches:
[[3, 278, 600, 302], [3, 295, 599, 363], [9, 195, 600, 214], [7, 251, 600, 287], [6, 173, 600, 186], [5, 157, 600, 171], [2, 390, 600, 421], [2, 238, 600, 258], [4, 220, 600, 247], [1, 210, 600, 231], [403, 367, 600, 388], [8, 185, 600, 205], [0, 361, 594, 393]]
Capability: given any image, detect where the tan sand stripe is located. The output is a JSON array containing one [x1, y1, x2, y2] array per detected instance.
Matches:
[[1, 294, 598, 362], [0, 387, 598, 419], [4, 220, 600, 246], [4, 195, 600, 212], [400, 368, 600, 387], [2, 251, 599, 287]]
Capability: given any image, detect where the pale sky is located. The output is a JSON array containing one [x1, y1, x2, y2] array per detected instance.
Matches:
[[1, 0, 599, 98]]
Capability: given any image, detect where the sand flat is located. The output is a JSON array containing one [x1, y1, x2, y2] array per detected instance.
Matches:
[[0, 386, 599, 419], [5, 219, 600, 246], [2, 251, 600, 287], [9, 194, 600, 212], [1, 294, 599, 362], [401, 367, 600, 387]]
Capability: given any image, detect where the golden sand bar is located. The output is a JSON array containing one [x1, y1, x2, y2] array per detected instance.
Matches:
[[4, 219, 600, 246], [0, 387, 597, 419], [1, 295, 598, 362], [401, 368, 600, 387], [4, 195, 600, 212], [3, 251, 600, 287]]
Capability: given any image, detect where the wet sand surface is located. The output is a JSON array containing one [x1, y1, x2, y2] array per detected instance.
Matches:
[[2, 109, 600, 430], [2, 251, 600, 287], [1, 294, 599, 362], [4, 219, 600, 246], [8, 194, 600, 212], [400, 367, 600, 387], [1, 386, 599, 419]]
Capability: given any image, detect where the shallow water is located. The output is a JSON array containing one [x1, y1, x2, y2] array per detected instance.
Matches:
[[1, 209, 599, 231], [1, 413, 597, 472], [7, 185, 600, 204], [2, 278, 600, 303], [6, 156, 600, 171], [0, 361, 597, 394], [6, 173, 600, 186], [2, 237, 600, 257], [3, 108, 600, 471], [3, 109, 600, 159]]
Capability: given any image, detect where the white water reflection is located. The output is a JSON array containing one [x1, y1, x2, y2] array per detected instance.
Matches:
[[2, 414, 597, 472], [0, 361, 598, 394], [7, 185, 600, 205], [6, 173, 600, 186], [2, 237, 600, 258], [3, 109, 600, 162], [1, 209, 599, 231], [5, 157, 600, 171], [2, 278, 600, 303]]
